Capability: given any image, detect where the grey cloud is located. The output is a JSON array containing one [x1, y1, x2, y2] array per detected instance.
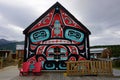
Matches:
[[0, 0, 120, 45], [73, 0, 120, 45], [0, 3, 38, 28]]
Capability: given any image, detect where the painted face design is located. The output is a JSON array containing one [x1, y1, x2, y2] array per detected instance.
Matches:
[[30, 29, 50, 42], [24, 5, 90, 70]]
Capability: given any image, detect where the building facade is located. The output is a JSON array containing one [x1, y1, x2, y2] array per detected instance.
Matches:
[[16, 45, 24, 59], [23, 2, 91, 70], [90, 48, 107, 59]]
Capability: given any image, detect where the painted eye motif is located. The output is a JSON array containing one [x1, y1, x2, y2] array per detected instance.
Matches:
[[65, 29, 84, 42], [30, 29, 50, 42]]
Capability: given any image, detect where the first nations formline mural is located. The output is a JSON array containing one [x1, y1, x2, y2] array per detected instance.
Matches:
[[23, 2, 91, 70]]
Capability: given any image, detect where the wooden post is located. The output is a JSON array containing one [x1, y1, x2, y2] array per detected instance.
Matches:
[[109, 61, 113, 75], [16, 50, 18, 59], [66, 62, 70, 76], [0, 57, 3, 69]]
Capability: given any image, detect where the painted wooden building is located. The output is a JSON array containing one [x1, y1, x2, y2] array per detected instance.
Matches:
[[23, 2, 91, 70]]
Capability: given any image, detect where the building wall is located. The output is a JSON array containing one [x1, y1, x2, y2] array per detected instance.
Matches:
[[23, 3, 90, 70], [16, 50, 24, 59]]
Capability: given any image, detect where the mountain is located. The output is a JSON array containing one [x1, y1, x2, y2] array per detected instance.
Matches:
[[0, 39, 14, 46], [0, 39, 24, 53]]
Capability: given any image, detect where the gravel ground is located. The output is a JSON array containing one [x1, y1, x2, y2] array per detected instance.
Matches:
[[0, 66, 120, 80], [0, 66, 19, 80], [113, 69, 120, 76], [12, 72, 120, 80]]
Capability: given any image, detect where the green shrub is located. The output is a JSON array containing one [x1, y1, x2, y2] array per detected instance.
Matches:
[[113, 60, 120, 68]]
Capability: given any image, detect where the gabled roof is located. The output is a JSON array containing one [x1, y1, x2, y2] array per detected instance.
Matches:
[[23, 2, 91, 34], [90, 48, 107, 54]]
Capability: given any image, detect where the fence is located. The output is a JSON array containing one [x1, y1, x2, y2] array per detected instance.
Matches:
[[0, 57, 3, 68], [66, 60, 113, 76], [18, 58, 23, 68]]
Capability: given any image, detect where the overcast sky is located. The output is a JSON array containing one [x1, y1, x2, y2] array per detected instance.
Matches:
[[0, 0, 120, 46]]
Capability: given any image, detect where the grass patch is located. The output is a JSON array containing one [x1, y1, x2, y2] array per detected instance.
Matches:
[[112, 60, 120, 70], [113, 67, 120, 70], [2, 59, 16, 67]]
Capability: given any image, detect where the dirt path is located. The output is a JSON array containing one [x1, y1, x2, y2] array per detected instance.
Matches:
[[113, 69, 120, 76], [0, 66, 120, 80], [0, 66, 19, 80], [12, 72, 120, 80]]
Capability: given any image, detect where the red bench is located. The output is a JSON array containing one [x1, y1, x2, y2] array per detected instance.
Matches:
[[19, 62, 30, 76], [33, 62, 42, 75], [19, 62, 42, 76]]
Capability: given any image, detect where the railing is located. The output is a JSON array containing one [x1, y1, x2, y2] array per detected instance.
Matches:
[[18, 58, 23, 68], [0, 57, 3, 68], [66, 60, 113, 76]]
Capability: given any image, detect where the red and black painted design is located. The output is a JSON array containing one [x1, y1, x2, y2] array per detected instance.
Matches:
[[23, 2, 91, 70]]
